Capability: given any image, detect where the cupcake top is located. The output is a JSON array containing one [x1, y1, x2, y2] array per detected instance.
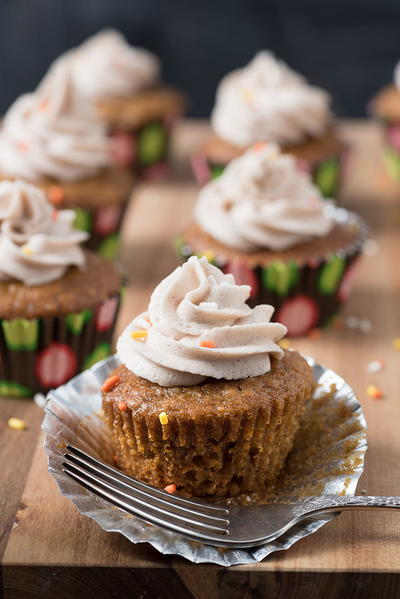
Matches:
[[195, 143, 334, 252], [41, 29, 160, 102], [211, 51, 332, 147], [0, 180, 88, 286], [0, 65, 112, 183], [117, 256, 286, 387]]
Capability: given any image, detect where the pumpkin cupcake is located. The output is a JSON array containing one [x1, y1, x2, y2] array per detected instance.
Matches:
[[179, 144, 367, 337], [102, 256, 314, 499], [192, 51, 345, 197], [40, 29, 186, 181], [370, 61, 400, 180], [0, 180, 123, 397], [0, 67, 134, 260]]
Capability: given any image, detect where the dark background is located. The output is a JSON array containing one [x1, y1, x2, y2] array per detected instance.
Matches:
[[0, 0, 399, 117]]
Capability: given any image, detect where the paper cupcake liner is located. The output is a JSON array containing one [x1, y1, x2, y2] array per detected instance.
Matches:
[[382, 122, 400, 180], [0, 288, 124, 398], [176, 211, 368, 337], [72, 201, 129, 261], [191, 152, 343, 198], [110, 114, 181, 181], [42, 355, 367, 566]]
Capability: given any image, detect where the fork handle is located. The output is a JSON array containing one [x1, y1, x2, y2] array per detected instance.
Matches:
[[297, 495, 400, 517]]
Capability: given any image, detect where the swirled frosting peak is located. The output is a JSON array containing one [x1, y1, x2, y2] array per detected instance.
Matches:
[[66, 29, 160, 100], [0, 69, 112, 182], [195, 143, 334, 252], [211, 51, 332, 147], [0, 180, 88, 286], [117, 256, 286, 387]]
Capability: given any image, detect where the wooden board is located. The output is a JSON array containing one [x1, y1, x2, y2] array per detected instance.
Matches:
[[1, 120, 400, 598]]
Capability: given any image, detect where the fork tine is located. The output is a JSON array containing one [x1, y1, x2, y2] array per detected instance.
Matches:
[[66, 445, 228, 516], [63, 461, 230, 543], [64, 456, 229, 527]]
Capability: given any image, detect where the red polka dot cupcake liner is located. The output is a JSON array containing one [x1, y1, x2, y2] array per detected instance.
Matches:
[[72, 202, 129, 261], [0, 287, 124, 398], [110, 114, 181, 182], [382, 121, 400, 181], [191, 151, 344, 199], [176, 212, 367, 337]]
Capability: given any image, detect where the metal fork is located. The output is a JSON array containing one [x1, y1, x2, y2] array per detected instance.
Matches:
[[63, 445, 400, 548]]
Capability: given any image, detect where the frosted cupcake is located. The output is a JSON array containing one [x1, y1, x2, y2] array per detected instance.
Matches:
[[0, 73, 134, 260], [102, 256, 314, 499], [0, 180, 123, 397], [179, 144, 367, 336], [192, 52, 344, 197], [370, 62, 400, 180], [40, 30, 186, 180]]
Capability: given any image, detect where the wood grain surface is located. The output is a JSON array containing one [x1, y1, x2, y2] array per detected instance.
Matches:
[[1, 120, 400, 598]]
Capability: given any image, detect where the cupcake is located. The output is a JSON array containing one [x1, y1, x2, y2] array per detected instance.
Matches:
[[102, 256, 314, 499], [370, 62, 400, 180], [179, 144, 367, 337], [0, 65, 134, 260], [192, 51, 345, 197], [0, 180, 123, 397], [40, 30, 187, 180]]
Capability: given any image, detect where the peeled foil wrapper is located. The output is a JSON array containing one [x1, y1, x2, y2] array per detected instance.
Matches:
[[42, 355, 367, 566]]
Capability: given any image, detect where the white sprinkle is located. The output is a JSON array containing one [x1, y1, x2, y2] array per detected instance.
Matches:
[[367, 360, 384, 373], [360, 319, 372, 333], [363, 239, 379, 256], [33, 393, 47, 408], [346, 316, 359, 329]]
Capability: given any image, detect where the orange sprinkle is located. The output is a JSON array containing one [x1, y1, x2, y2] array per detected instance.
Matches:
[[144, 318, 152, 325], [48, 186, 64, 205], [164, 484, 176, 494], [308, 328, 321, 340], [51, 210, 59, 221], [253, 141, 267, 152], [39, 99, 49, 111], [118, 400, 128, 412], [101, 375, 121, 392], [131, 330, 148, 340], [200, 340, 216, 348], [366, 385, 383, 399], [17, 141, 29, 152]]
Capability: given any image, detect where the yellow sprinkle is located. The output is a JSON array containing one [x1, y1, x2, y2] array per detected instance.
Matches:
[[159, 411, 168, 425], [279, 339, 290, 349], [201, 250, 215, 262], [131, 330, 148, 340], [8, 417, 26, 430], [393, 337, 400, 350], [22, 246, 33, 255], [241, 87, 254, 102]]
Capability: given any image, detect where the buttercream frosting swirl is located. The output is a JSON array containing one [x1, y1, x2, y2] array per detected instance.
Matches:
[[211, 51, 332, 147], [0, 71, 112, 182], [43, 29, 160, 101], [0, 180, 88, 286], [195, 143, 334, 252], [117, 256, 286, 387]]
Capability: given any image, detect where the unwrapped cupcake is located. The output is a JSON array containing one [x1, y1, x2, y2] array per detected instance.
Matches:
[[370, 61, 400, 180], [102, 256, 314, 500], [40, 29, 187, 180], [0, 180, 124, 397], [192, 51, 345, 197], [179, 143, 367, 336], [0, 65, 134, 260]]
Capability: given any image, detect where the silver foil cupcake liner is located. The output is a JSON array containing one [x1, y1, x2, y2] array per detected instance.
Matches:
[[42, 354, 367, 566]]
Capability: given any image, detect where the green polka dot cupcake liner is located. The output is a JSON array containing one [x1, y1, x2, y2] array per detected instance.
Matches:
[[191, 152, 344, 199], [176, 211, 368, 337], [0, 287, 125, 398], [381, 120, 400, 181], [72, 202, 128, 261], [110, 116, 179, 182]]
